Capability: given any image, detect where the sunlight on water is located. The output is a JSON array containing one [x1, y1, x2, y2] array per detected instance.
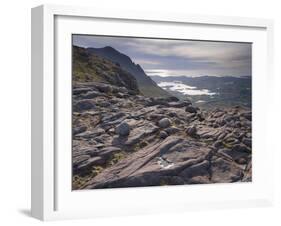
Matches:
[[196, 100, 206, 103], [158, 81, 217, 96]]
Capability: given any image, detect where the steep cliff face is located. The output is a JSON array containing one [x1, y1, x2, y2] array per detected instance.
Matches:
[[73, 46, 139, 93], [86, 46, 171, 97]]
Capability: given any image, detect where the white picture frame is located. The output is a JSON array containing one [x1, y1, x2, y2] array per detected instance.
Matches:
[[31, 4, 274, 221]]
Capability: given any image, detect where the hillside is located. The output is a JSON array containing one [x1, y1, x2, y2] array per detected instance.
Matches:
[[73, 45, 139, 93], [86, 46, 171, 97]]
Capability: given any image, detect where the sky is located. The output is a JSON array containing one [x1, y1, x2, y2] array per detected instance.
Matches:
[[73, 34, 252, 77]]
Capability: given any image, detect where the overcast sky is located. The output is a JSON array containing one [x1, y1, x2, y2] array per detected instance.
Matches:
[[73, 35, 252, 77]]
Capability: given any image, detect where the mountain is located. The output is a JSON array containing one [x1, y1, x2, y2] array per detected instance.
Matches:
[[151, 75, 252, 109], [86, 46, 171, 97], [73, 45, 139, 93]]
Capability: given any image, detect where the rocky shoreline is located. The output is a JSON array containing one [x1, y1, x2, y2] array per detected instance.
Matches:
[[72, 81, 252, 190]]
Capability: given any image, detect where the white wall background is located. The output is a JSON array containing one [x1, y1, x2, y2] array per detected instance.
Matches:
[[0, 0, 280, 225]]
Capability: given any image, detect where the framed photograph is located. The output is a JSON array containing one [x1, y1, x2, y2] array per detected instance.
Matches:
[[31, 4, 274, 221]]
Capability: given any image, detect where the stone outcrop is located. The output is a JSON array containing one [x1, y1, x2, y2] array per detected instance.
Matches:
[[72, 81, 252, 190]]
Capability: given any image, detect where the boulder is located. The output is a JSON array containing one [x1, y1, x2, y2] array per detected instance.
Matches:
[[158, 118, 171, 128], [159, 131, 169, 139], [116, 122, 130, 136], [96, 84, 112, 93], [185, 106, 197, 113], [73, 99, 96, 111], [164, 127, 180, 135], [186, 125, 197, 137]]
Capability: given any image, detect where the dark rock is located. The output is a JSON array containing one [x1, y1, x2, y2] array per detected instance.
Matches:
[[167, 112, 177, 117], [234, 121, 242, 128], [232, 144, 251, 153], [115, 92, 128, 98], [73, 126, 87, 135], [149, 113, 165, 121], [216, 118, 226, 126], [145, 97, 169, 107], [73, 99, 96, 111], [187, 176, 210, 184], [73, 87, 92, 95], [242, 137, 252, 147], [98, 102, 111, 107], [168, 101, 191, 108], [179, 160, 210, 180], [165, 96, 180, 102], [211, 157, 243, 183], [213, 140, 223, 149], [213, 111, 225, 118], [96, 84, 112, 93], [241, 111, 252, 121], [185, 106, 197, 113], [81, 91, 101, 99], [75, 131, 96, 138], [236, 158, 247, 165], [99, 146, 121, 159], [102, 112, 126, 122], [75, 128, 106, 139], [218, 148, 250, 162], [197, 113, 205, 121], [242, 160, 252, 182], [217, 133, 226, 140], [164, 127, 180, 135], [73, 154, 91, 168], [158, 118, 171, 128], [76, 156, 105, 172], [122, 123, 159, 146], [159, 131, 168, 139], [116, 122, 130, 136], [224, 115, 239, 122], [186, 125, 197, 137]]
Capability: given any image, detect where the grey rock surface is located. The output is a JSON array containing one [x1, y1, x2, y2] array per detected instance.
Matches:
[[72, 81, 252, 190]]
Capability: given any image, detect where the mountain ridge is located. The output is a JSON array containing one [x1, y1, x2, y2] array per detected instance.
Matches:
[[72, 45, 139, 93], [86, 46, 171, 97]]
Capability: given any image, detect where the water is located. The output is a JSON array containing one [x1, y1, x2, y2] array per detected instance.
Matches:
[[158, 81, 217, 96], [196, 100, 206, 103]]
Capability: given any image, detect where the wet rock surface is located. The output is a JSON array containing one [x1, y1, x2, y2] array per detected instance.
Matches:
[[72, 82, 252, 189]]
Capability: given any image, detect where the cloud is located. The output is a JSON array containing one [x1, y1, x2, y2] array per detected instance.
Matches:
[[73, 35, 252, 77]]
